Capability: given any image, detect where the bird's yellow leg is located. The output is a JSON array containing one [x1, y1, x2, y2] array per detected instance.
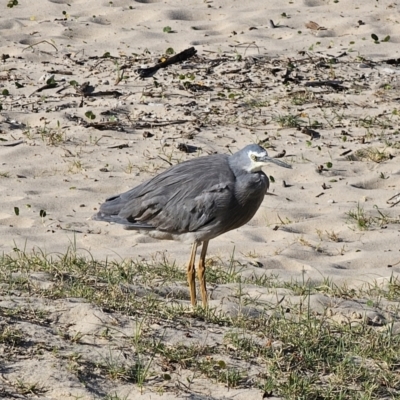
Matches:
[[197, 240, 209, 307], [187, 242, 198, 306]]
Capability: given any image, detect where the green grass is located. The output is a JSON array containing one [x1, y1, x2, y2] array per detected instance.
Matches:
[[0, 247, 399, 399], [273, 113, 304, 128], [350, 147, 391, 163], [346, 203, 398, 230]]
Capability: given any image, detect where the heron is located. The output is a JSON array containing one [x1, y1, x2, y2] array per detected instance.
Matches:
[[93, 144, 291, 307]]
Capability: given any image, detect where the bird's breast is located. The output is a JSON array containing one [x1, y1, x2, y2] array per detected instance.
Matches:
[[235, 172, 269, 204]]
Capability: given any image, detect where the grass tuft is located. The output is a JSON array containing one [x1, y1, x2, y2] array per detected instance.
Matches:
[[0, 247, 399, 398]]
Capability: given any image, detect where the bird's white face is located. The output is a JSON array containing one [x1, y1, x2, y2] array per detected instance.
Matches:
[[246, 149, 270, 172]]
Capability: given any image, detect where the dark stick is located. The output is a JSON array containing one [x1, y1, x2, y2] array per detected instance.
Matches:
[[136, 47, 197, 78]]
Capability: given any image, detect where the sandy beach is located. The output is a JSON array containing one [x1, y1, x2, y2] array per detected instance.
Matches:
[[1, 0, 400, 398]]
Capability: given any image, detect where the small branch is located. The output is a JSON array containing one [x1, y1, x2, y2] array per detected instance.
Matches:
[[136, 47, 197, 78], [22, 40, 58, 52]]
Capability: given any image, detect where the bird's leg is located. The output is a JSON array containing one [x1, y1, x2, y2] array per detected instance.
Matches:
[[197, 240, 209, 307], [187, 242, 198, 306]]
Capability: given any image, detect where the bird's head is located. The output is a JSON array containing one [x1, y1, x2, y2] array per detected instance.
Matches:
[[232, 144, 292, 173]]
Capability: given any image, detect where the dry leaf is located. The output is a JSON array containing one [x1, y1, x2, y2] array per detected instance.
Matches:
[[305, 21, 327, 30]]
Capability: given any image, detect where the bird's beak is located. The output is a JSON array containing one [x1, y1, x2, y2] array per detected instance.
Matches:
[[260, 155, 292, 169]]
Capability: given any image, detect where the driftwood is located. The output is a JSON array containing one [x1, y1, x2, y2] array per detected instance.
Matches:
[[0, 140, 24, 147], [65, 114, 122, 131], [29, 81, 58, 96], [304, 80, 347, 90], [74, 82, 122, 98], [387, 193, 400, 208], [65, 113, 192, 132], [136, 47, 197, 78]]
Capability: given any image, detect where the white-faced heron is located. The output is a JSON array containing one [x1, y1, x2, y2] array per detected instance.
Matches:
[[93, 144, 291, 306]]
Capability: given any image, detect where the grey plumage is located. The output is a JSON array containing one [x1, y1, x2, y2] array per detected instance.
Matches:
[[93, 144, 291, 306]]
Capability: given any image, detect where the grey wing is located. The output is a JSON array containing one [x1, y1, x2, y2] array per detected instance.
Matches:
[[147, 181, 235, 233], [94, 155, 236, 234]]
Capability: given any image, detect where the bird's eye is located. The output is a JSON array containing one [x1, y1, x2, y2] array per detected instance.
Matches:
[[251, 154, 257, 161]]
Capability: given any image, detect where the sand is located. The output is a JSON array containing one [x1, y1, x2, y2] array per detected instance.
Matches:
[[1, 0, 400, 398]]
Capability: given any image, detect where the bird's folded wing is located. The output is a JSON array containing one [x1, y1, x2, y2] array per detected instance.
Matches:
[[121, 179, 234, 233], [94, 154, 236, 233]]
